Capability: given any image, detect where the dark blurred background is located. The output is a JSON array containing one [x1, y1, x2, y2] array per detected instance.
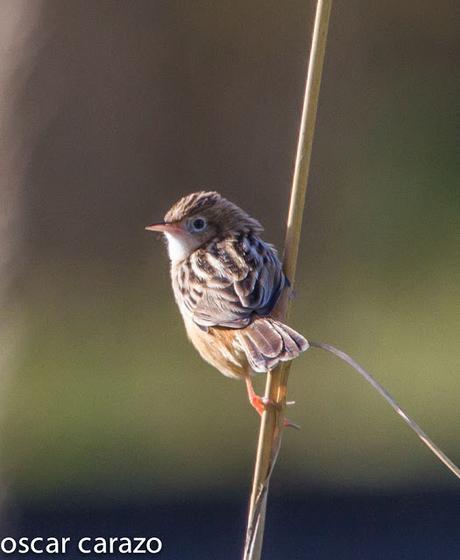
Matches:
[[0, 1, 459, 558]]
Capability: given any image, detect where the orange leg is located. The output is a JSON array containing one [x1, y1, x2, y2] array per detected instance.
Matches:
[[245, 376, 275, 415], [245, 376, 300, 429]]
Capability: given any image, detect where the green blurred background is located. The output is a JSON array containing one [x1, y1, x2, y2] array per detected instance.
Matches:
[[0, 0, 459, 557]]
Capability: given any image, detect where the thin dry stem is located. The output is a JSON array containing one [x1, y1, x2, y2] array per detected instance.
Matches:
[[243, 1, 333, 558], [309, 341, 460, 480]]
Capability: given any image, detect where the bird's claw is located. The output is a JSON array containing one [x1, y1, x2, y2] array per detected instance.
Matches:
[[250, 394, 278, 416], [250, 395, 300, 429], [284, 417, 301, 430]]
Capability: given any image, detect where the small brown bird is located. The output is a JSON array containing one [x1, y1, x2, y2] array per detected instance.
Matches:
[[146, 191, 308, 416]]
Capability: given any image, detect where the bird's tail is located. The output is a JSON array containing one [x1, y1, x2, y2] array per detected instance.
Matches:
[[235, 317, 309, 373]]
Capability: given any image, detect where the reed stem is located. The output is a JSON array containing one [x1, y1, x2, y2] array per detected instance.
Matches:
[[243, 1, 332, 558]]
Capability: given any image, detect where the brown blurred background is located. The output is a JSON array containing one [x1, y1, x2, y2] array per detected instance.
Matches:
[[1, 1, 459, 558]]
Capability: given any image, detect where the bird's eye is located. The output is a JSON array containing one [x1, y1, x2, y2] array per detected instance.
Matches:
[[191, 217, 207, 231]]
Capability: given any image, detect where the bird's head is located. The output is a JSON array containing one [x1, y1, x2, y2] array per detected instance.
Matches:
[[146, 191, 263, 262]]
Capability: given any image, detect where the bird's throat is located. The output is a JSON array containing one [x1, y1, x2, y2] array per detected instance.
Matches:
[[165, 232, 192, 262]]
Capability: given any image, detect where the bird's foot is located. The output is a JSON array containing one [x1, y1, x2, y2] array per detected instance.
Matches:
[[250, 394, 277, 416], [245, 377, 299, 429], [284, 418, 301, 430], [250, 395, 300, 430]]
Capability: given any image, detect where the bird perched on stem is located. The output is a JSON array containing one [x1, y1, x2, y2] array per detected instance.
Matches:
[[146, 191, 308, 417]]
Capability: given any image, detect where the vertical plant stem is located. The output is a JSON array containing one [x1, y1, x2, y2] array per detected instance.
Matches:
[[243, 1, 332, 558]]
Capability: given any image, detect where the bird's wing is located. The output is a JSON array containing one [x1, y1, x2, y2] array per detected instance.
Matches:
[[176, 235, 286, 328]]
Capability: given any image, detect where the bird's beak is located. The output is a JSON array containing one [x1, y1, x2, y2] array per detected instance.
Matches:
[[145, 221, 182, 234]]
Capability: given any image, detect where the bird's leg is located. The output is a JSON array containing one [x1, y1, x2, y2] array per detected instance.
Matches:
[[245, 376, 300, 429], [245, 376, 275, 415]]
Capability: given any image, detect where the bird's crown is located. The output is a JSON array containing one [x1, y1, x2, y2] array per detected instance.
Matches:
[[164, 191, 263, 235]]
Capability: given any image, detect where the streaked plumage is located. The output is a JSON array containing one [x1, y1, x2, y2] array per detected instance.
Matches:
[[146, 191, 309, 413]]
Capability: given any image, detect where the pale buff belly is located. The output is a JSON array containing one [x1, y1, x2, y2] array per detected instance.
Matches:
[[182, 315, 249, 380]]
